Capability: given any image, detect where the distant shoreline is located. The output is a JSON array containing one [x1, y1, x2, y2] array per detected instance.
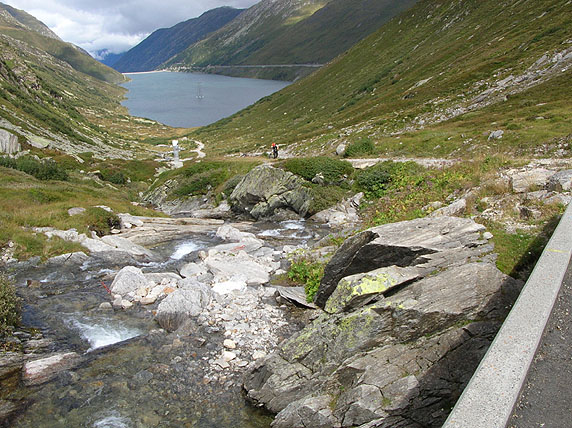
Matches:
[[122, 70, 169, 76]]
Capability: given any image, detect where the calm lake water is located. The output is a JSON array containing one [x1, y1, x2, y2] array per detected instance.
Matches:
[[121, 71, 290, 128]]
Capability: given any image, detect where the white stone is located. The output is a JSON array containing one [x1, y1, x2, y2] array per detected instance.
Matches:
[[223, 339, 237, 349], [222, 351, 237, 362], [252, 351, 267, 360], [212, 279, 247, 295]]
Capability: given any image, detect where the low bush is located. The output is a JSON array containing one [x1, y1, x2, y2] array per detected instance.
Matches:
[[82, 207, 121, 237], [0, 275, 21, 336], [308, 185, 348, 215], [282, 157, 354, 183], [287, 251, 325, 302], [0, 156, 68, 181], [344, 138, 376, 157], [356, 161, 424, 199]]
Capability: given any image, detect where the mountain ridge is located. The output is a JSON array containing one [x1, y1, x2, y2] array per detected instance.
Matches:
[[112, 7, 244, 73]]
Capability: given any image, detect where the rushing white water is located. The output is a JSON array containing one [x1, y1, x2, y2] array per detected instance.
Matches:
[[93, 412, 132, 428], [65, 314, 142, 351], [281, 220, 306, 230], [170, 241, 202, 260]]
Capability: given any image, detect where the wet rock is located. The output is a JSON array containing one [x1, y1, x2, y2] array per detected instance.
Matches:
[[23, 352, 80, 386], [272, 395, 340, 428], [229, 165, 312, 220], [110, 266, 151, 297], [155, 284, 213, 331]]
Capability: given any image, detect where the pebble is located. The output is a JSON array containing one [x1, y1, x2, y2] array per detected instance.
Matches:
[[223, 339, 236, 349]]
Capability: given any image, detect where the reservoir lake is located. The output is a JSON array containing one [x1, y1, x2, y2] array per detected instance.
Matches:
[[121, 71, 290, 128]]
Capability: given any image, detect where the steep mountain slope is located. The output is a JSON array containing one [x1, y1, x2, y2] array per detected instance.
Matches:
[[165, 0, 418, 80], [0, 1, 60, 40], [0, 2, 124, 84], [192, 0, 572, 158], [113, 7, 244, 73], [0, 32, 175, 159]]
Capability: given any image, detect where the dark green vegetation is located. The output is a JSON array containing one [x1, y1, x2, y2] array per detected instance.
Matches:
[[0, 155, 68, 181], [113, 7, 244, 73], [192, 0, 571, 158], [149, 159, 262, 200], [164, 0, 417, 80], [0, 275, 21, 337]]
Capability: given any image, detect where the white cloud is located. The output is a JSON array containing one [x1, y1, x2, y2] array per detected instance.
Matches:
[[3, 0, 258, 55]]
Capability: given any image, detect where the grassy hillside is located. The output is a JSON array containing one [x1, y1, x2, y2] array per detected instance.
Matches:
[[191, 0, 571, 158], [0, 3, 125, 84], [165, 0, 418, 80], [113, 7, 244, 73]]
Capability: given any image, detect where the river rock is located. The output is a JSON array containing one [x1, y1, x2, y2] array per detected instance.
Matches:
[[204, 250, 273, 286], [155, 283, 213, 331], [314, 216, 490, 308], [229, 165, 312, 220], [0, 129, 20, 154], [110, 266, 151, 297], [23, 352, 80, 386]]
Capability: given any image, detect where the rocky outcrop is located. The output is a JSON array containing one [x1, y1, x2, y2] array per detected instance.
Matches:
[[243, 216, 520, 428], [230, 165, 312, 220], [314, 216, 492, 308], [0, 129, 20, 154]]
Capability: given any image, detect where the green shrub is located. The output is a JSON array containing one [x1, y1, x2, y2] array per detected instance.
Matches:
[[282, 157, 354, 183], [82, 207, 121, 237], [0, 156, 68, 181], [0, 275, 21, 336], [356, 161, 423, 199], [308, 185, 348, 215], [344, 138, 376, 157], [99, 169, 128, 185], [288, 252, 325, 302]]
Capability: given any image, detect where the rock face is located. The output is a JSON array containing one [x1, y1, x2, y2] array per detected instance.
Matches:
[[314, 216, 492, 308], [230, 165, 312, 220], [0, 129, 20, 154], [243, 216, 521, 428]]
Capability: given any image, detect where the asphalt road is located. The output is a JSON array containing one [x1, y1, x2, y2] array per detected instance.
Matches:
[[508, 260, 572, 428]]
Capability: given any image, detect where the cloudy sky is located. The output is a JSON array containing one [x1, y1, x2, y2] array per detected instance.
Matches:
[[3, 0, 258, 56]]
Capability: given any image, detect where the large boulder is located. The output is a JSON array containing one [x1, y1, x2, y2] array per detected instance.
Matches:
[[110, 266, 151, 296], [244, 263, 521, 428], [229, 165, 312, 220], [315, 216, 491, 308], [155, 281, 213, 331]]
